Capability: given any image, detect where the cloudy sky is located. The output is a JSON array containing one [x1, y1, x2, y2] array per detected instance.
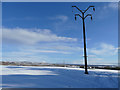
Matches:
[[1, 2, 118, 65]]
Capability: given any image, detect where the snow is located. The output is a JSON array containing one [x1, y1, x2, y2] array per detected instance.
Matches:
[[1, 65, 118, 88]]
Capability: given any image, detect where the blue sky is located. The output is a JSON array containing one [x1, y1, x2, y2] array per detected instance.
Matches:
[[2, 2, 118, 65]]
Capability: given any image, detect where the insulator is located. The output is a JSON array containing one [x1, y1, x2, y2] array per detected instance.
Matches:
[[91, 16, 92, 20], [75, 16, 76, 20], [93, 8, 95, 11]]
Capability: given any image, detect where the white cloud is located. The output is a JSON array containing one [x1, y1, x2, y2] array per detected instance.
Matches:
[[97, 2, 118, 19], [26, 49, 72, 54], [117, 47, 120, 49], [49, 15, 68, 22], [103, 2, 118, 10], [88, 57, 103, 61], [19, 44, 83, 55], [4, 52, 32, 57], [89, 43, 117, 56], [49, 45, 83, 51], [2, 28, 77, 45], [88, 55, 96, 58], [71, 59, 83, 64], [87, 57, 103, 65], [1, 56, 48, 62], [108, 2, 118, 9]]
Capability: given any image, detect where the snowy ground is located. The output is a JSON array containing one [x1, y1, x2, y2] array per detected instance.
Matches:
[[0, 65, 118, 88]]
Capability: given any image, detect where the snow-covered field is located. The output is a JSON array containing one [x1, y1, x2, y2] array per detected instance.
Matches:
[[0, 65, 118, 88]]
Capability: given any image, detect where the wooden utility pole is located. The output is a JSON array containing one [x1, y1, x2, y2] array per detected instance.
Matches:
[[72, 6, 95, 74]]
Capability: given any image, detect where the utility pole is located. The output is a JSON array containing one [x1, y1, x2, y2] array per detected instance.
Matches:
[[72, 6, 95, 74]]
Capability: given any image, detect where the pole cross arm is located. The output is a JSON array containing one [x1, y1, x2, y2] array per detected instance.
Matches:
[[72, 6, 83, 13], [75, 14, 82, 18], [84, 14, 92, 20], [84, 6, 95, 13]]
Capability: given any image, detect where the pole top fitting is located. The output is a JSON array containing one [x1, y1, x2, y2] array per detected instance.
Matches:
[[72, 6, 76, 7], [90, 6, 94, 7]]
